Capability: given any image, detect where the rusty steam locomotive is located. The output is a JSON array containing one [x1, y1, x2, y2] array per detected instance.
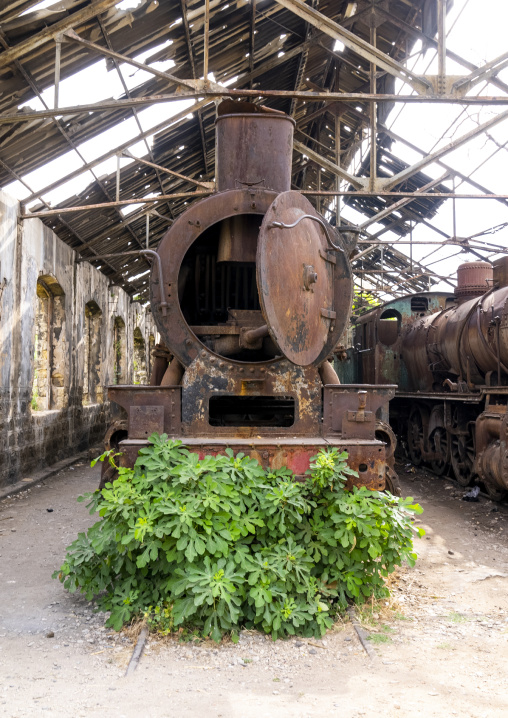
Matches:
[[103, 101, 397, 493], [344, 259, 508, 500]]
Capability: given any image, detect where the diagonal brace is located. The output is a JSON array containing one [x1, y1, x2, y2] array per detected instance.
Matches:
[[293, 140, 368, 190], [273, 0, 432, 95]]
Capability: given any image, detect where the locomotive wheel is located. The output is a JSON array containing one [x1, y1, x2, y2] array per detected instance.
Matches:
[[99, 463, 117, 491], [375, 421, 396, 462], [484, 483, 507, 503], [384, 467, 402, 497], [407, 408, 424, 466], [429, 427, 448, 475], [450, 428, 475, 487]]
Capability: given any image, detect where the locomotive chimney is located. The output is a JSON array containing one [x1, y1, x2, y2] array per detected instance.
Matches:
[[215, 100, 295, 193], [215, 101, 295, 264], [493, 256, 508, 288], [454, 261, 493, 302]]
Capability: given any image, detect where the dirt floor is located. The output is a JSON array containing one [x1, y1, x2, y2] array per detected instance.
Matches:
[[1, 459, 507, 718]]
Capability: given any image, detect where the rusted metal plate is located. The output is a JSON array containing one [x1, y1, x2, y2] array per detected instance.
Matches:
[[129, 405, 164, 439], [180, 354, 321, 437], [107, 386, 181, 436], [323, 384, 396, 439], [117, 438, 386, 491], [257, 191, 337, 366]]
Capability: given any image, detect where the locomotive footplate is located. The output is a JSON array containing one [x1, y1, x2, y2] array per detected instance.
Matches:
[[117, 437, 387, 491]]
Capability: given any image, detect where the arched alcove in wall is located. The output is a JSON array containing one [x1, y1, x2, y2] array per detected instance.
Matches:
[[133, 327, 147, 384], [84, 300, 102, 404], [31, 275, 66, 411], [113, 316, 127, 385]]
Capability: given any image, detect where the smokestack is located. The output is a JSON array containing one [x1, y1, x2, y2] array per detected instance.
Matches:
[[215, 100, 295, 193]]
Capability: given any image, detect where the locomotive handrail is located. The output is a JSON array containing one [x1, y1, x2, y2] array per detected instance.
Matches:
[[269, 214, 345, 252]]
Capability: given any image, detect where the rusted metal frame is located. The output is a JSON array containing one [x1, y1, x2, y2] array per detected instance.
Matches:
[[294, 139, 367, 189], [62, 28, 199, 92], [0, 2, 44, 24], [289, 44, 310, 118], [354, 239, 508, 250], [235, 39, 309, 86], [353, 232, 455, 291], [22, 190, 508, 222], [121, 150, 212, 190], [96, 15, 174, 222], [358, 172, 451, 230], [0, 154, 140, 291], [294, 126, 335, 154], [5, 92, 508, 128], [272, 0, 432, 95], [249, 0, 255, 90], [115, 154, 121, 203], [62, 203, 173, 256], [333, 101, 483, 200], [76, 250, 168, 314], [452, 50, 508, 100], [376, 5, 508, 97], [203, 0, 210, 79], [0, 0, 120, 68], [0, 29, 148, 266], [379, 125, 508, 209], [335, 64, 341, 226], [53, 34, 62, 109], [437, 0, 446, 93], [20, 97, 213, 206], [179, 0, 208, 173], [369, 25, 377, 193], [21, 192, 212, 218], [0, 31, 150, 261], [381, 108, 508, 190]]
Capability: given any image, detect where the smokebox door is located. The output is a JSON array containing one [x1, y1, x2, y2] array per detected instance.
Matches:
[[257, 191, 339, 366]]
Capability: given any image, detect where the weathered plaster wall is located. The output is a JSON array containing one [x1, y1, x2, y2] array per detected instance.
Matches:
[[0, 191, 158, 488]]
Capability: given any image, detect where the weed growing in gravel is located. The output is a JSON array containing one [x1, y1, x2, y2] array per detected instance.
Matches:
[[367, 633, 392, 644], [54, 434, 423, 642], [447, 612, 469, 623]]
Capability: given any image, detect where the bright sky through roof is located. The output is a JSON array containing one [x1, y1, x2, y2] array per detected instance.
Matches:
[[5, 0, 508, 299]]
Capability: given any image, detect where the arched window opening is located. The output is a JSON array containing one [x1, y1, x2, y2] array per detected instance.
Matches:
[[133, 327, 147, 384], [32, 276, 65, 412], [84, 300, 102, 404], [113, 316, 127, 385], [378, 309, 401, 346]]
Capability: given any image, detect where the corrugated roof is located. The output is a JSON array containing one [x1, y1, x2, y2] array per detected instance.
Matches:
[[0, 0, 476, 299]]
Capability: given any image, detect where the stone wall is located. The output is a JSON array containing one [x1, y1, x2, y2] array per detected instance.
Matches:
[[0, 190, 159, 488]]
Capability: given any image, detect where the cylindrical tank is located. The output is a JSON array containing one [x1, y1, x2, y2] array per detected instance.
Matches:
[[215, 107, 295, 193], [455, 261, 493, 301], [402, 261, 508, 390]]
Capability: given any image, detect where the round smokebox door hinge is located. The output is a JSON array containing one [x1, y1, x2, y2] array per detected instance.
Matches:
[[303, 264, 318, 291]]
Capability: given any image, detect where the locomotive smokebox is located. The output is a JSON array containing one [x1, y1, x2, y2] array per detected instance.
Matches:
[[106, 101, 396, 492]]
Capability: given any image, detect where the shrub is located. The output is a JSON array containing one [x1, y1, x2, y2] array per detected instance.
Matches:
[[53, 435, 423, 641]]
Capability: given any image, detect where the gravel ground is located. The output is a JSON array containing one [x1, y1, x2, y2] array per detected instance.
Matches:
[[1, 460, 507, 717]]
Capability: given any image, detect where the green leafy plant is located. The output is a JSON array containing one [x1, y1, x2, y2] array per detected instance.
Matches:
[[54, 435, 423, 641]]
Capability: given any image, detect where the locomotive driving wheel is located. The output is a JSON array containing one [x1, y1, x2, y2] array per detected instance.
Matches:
[[429, 426, 448, 475], [449, 409, 475, 487], [407, 407, 424, 466]]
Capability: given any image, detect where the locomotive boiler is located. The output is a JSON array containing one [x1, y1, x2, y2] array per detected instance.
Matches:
[[103, 101, 396, 492], [345, 258, 508, 500]]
